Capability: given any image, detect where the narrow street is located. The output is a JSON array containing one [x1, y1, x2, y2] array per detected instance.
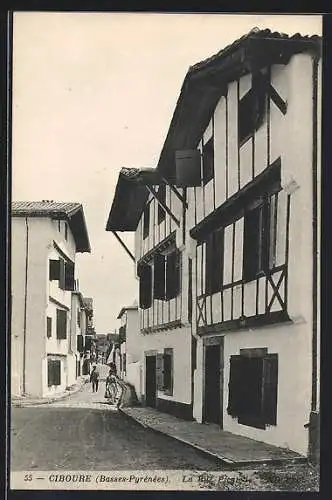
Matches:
[[11, 380, 218, 471]]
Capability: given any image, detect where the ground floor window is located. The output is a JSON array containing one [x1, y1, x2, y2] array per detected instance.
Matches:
[[227, 349, 278, 429], [48, 358, 61, 387]]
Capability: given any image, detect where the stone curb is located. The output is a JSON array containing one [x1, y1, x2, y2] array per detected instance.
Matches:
[[11, 378, 89, 408], [118, 409, 307, 469]]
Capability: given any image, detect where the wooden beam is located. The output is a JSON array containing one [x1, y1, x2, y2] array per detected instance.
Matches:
[[146, 185, 180, 227], [161, 176, 188, 208], [112, 231, 135, 262]]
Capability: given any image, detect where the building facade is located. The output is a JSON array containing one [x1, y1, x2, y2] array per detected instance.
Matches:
[[106, 29, 321, 458], [11, 201, 91, 398]]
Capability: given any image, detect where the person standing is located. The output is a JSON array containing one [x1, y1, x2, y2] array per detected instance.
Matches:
[[90, 365, 100, 393]]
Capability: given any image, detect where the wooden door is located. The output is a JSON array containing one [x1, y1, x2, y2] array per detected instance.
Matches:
[[204, 343, 223, 426], [145, 355, 156, 408]]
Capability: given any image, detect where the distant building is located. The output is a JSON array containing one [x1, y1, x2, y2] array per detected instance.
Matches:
[[117, 303, 141, 395], [11, 200, 91, 397]]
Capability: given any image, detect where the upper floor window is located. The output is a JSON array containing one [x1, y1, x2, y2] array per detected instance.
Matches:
[[65, 222, 68, 240], [238, 72, 267, 146], [56, 308, 67, 339], [243, 192, 278, 282], [138, 262, 152, 309], [47, 317, 52, 338], [49, 258, 75, 291], [202, 137, 214, 185], [157, 183, 166, 224], [205, 228, 224, 295], [143, 204, 150, 240]]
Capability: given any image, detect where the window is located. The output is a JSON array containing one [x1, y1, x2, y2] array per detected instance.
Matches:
[[77, 335, 84, 353], [202, 137, 214, 185], [227, 351, 278, 428], [77, 308, 81, 327], [65, 222, 68, 240], [47, 317, 52, 338], [243, 193, 278, 282], [64, 261, 75, 291], [48, 358, 61, 387], [138, 263, 152, 309], [156, 349, 173, 396], [205, 228, 224, 295], [143, 204, 150, 239], [238, 72, 267, 146], [49, 258, 75, 290], [153, 253, 166, 300], [58, 220, 61, 232], [165, 249, 181, 300], [157, 184, 166, 224], [56, 309, 67, 339]]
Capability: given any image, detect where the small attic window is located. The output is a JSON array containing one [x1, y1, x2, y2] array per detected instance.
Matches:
[[238, 72, 267, 146]]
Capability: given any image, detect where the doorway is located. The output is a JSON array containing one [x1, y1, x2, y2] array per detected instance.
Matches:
[[145, 355, 156, 408], [204, 340, 223, 426]]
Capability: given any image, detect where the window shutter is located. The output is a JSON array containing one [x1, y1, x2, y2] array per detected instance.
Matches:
[[262, 354, 278, 425], [54, 360, 61, 386], [163, 348, 173, 395], [59, 258, 66, 289], [156, 353, 164, 391], [166, 250, 180, 300], [49, 260, 60, 281], [46, 317, 52, 338], [175, 149, 201, 187], [139, 263, 152, 309], [153, 253, 166, 300], [64, 261, 75, 291], [48, 359, 53, 386], [227, 355, 243, 416], [56, 309, 67, 339], [143, 204, 150, 239]]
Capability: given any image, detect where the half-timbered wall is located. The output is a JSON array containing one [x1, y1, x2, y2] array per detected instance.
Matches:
[[136, 185, 189, 332]]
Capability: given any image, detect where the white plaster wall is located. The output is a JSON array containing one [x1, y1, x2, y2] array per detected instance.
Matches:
[[126, 309, 141, 363], [141, 326, 192, 405], [223, 321, 312, 456], [126, 361, 142, 398]]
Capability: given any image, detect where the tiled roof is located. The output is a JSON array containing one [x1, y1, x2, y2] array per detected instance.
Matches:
[[188, 28, 321, 74], [12, 201, 82, 217], [12, 200, 91, 253]]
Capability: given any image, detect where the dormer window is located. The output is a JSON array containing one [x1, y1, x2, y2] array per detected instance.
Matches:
[[202, 137, 214, 185], [238, 72, 267, 146]]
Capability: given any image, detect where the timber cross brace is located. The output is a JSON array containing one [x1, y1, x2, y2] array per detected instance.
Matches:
[[146, 184, 181, 227], [112, 231, 135, 262]]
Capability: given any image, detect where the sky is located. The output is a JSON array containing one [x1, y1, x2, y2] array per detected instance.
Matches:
[[12, 12, 322, 333]]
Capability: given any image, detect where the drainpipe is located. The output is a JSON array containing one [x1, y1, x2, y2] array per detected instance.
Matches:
[[22, 217, 29, 394]]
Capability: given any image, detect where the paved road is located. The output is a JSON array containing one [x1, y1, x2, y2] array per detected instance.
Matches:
[[11, 382, 218, 471]]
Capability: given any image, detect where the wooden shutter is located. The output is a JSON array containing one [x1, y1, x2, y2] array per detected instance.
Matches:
[[227, 355, 243, 416], [65, 261, 75, 291], [175, 149, 202, 188], [53, 360, 61, 386], [59, 258, 66, 289], [156, 353, 164, 391], [163, 348, 173, 395], [49, 260, 60, 281], [153, 253, 166, 299], [48, 359, 54, 386], [143, 204, 150, 239], [46, 317, 52, 338], [56, 309, 67, 339], [166, 250, 180, 300], [262, 354, 278, 425], [139, 263, 152, 309], [241, 356, 264, 419]]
